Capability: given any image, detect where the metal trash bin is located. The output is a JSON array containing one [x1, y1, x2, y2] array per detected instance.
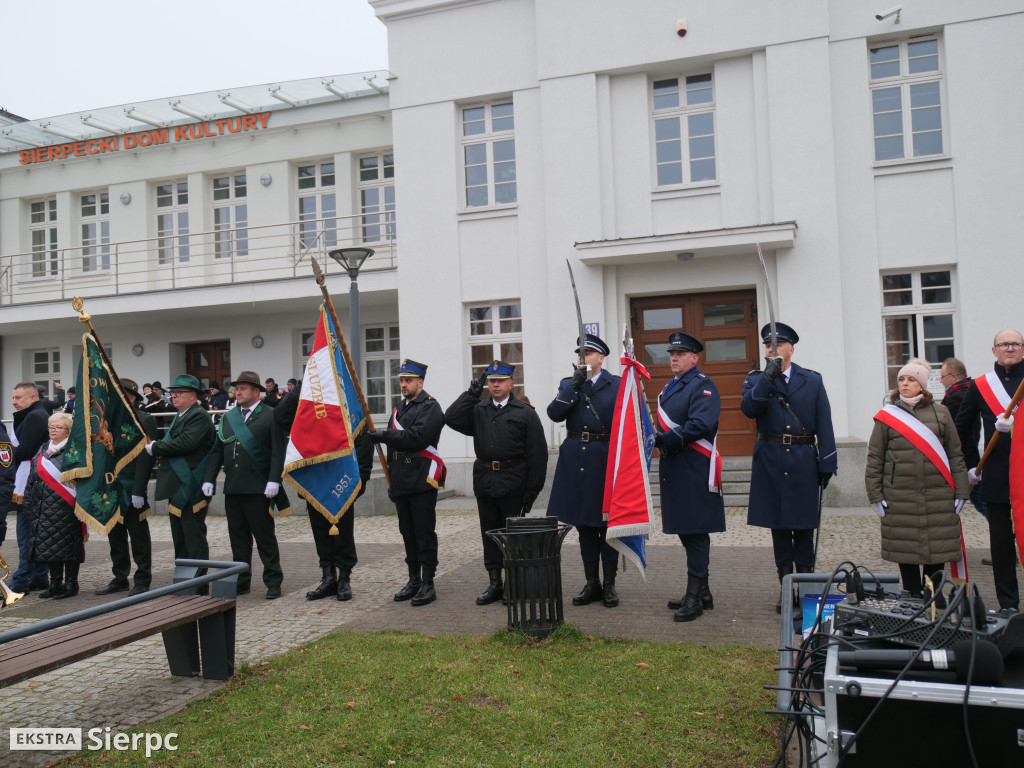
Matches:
[[486, 516, 571, 638]]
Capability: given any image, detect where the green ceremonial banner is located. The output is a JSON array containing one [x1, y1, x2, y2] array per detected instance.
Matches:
[[60, 331, 147, 533]]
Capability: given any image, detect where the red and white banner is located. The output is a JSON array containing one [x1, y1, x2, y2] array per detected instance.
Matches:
[[37, 452, 77, 507], [976, 371, 1014, 419], [1009, 423, 1024, 578], [657, 405, 722, 493], [390, 407, 446, 489], [873, 404, 953, 488]]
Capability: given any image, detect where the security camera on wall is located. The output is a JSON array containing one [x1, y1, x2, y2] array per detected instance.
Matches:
[[675, 18, 687, 37], [875, 6, 902, 22]]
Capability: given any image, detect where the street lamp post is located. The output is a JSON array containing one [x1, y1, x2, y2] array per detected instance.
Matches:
[[328, 247, 374, 376]]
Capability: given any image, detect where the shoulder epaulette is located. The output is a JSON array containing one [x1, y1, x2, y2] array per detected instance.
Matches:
[[748, 369, 761, 376]]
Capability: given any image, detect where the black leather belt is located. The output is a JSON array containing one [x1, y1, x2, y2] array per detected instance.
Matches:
[[476, 458, 523, 470], [757, 432, 815, 446], [567, 430, 609, 443]]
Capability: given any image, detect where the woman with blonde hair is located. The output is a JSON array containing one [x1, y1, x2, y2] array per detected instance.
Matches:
[[865, 359, 970, 597], [26, 412, 85, 599]]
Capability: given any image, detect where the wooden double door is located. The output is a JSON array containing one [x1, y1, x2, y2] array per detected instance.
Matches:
[[631, 289, 759, 456], [186, 341, 231, 391]]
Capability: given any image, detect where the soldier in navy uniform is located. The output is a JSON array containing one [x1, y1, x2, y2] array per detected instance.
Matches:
[[445, 360, 548, 605], [370, 359, 446, 607], [741, 323, 837, 613], [655, 332, 725, 623], [203, 371, 289, 599], [546, 334, 623, 607]]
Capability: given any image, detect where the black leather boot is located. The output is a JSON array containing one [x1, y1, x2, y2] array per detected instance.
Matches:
[[476, 568, 503, 605], [793, 564, 814, 618], [54, 562, 79, 599], [572, 561, 603, 606], [336, 569, 352, 602], [602, 560, 619, 608], [411, 566, 436, 606], [673, 574, 704, 622], [394, 564, 421, 602], [38, 563, 62, 599], [306, 566, 338, 601], [669, 572, 714, 610]]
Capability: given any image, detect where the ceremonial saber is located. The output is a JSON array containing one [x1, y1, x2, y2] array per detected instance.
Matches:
[[976, 376, 1024, 473], [565, 259, 589, 370], [755, 243, 779, 360], [310, 258, 391, 488], [70, 296, 146, 436]]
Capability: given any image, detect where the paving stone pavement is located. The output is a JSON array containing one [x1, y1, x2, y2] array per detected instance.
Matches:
[[0, 502, 998, 767]]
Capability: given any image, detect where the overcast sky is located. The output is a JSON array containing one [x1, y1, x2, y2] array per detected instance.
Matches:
[[1, 1, 389, 120]]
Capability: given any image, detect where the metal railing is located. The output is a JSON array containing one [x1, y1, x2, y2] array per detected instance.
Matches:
[[0, 210, 396, 305]]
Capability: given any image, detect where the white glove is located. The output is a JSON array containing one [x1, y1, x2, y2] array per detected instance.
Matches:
[[264, 481, 280, 499], [875, 500, 887, 518], [144, 441, 154, 455], [201, 482, 214, 497], [954, 498, 966, 516], [131, 495, 145, 509], [995, 414, 1014, 433], [968, 467, 982, 485]]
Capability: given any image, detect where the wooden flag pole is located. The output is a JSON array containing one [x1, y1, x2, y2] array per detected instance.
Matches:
[[976, 376, 1024, 473], [310, 258, 391, 488], [71, 296, 146, 436]]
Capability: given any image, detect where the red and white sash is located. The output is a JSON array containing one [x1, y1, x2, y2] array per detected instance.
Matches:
[[873, 404, 968, 583], [10, 429, 29, 504], [873, 404, 953, 488], [657, 402, 722, 494], [36, 452, 77, 507], [976, 371, 1014, 419], [390, 407, 446, 489]]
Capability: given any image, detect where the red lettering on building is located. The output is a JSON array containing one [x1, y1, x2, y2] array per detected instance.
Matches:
[[241, 115, 257, 131], [255, 112, 270, 129]]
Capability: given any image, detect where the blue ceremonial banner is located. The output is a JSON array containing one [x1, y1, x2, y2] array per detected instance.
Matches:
[[282, 304, 363, 533]]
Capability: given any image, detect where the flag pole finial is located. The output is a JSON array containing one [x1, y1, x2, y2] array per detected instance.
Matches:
[[71, 296, 94, 333]]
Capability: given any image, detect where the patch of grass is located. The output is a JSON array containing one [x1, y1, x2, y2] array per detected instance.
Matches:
[[61, 629, 779, 767]]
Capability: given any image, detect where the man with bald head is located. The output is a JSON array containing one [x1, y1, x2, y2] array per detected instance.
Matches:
[[955, 329, 1024, 615]]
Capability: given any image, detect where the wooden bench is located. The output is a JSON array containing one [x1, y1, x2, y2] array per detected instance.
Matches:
[[0, 559, 244, 688]]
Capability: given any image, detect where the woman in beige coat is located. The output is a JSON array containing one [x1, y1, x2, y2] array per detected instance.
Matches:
[[865, 360, 970, 597]]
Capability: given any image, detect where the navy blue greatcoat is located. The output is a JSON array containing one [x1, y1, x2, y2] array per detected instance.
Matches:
[[546, 370, 620, 527], [657, 367, 726, 535], [741, 363, 838, 530]]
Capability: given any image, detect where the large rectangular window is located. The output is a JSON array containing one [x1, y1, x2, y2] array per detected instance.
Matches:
[[358, 153, 396, 244], [363, 324, 402, 417], [156, 180, 190, 264], [29, 198, 58, 278], [297, 161, 337, 250], [80, 191, 110, 273], [461, 101, 516, 208], [870, 37, 944, 162], [212, 173, 248, 259], [651, 73, 716, 187], [30, 348, 61, 399], [881, 269, 955, 390], [468, 301, 524, 398]]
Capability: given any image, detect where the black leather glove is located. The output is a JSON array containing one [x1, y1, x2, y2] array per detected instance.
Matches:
[[368, 429, 385, 443], [468, 371, 488, 397], [521, 490, 539, 516], [818, 472, 832, 490], [654, 432, 665, 451], [764, 357, 784, 383], [570, 366, 588, 392]]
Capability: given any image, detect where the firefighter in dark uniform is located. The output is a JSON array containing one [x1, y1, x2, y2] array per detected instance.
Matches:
[[445, 360, 548, 605], [96, 379, 158, 596], [203, 371, 290, 599], [369, 359, 446, 607], [146, 375, 216, 576], [655, 332, 725, 623], [546, 334, 623, 607], [956, 328, 1024, 614], [275, 386, 374, 603], [741, 323, 837, 613]]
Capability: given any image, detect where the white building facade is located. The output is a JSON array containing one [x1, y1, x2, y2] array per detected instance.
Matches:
[[1, 1, 1021, 505]]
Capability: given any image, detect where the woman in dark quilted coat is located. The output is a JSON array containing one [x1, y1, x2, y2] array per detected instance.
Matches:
[[26, 412, 85, 599]]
